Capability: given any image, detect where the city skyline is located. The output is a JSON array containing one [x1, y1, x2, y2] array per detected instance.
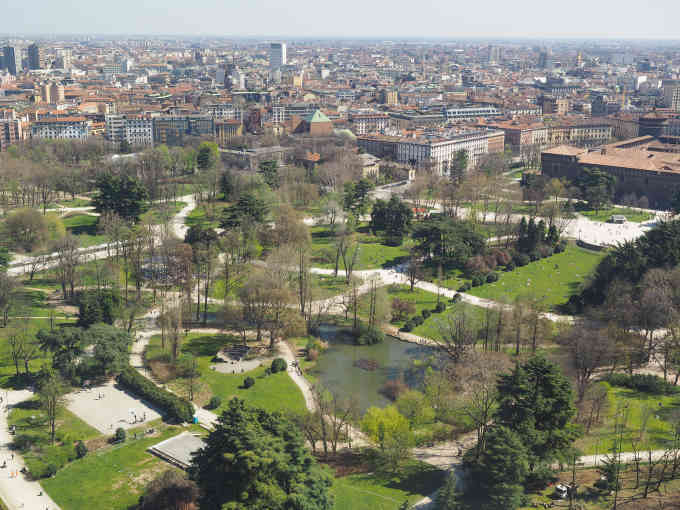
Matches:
[[2, 0, 679, 40]]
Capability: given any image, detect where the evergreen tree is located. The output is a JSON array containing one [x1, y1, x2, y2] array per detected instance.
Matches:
[[93, 174, 149, 221], [190, 398, 333, 510], [220, 192, 268, 228], [495, 356, 577, 468]]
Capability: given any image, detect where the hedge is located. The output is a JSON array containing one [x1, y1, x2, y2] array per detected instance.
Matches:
[[117, 367, 194, 423], [604, 373, 679, 395]]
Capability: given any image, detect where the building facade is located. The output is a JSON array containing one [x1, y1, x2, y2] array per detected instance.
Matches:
[[269, 43, 287, 70], [31, 117, 90, 140], [349, 113, 390, 135]]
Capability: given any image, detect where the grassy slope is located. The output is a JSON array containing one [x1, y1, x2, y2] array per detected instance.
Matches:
[[42, 427, 182, 510], [579, 206, 654, 223], [62, 214, 108, 247], [466, 244, 605, 310]]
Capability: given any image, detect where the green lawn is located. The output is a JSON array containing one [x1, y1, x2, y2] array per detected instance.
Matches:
[[311, 225, 411, 270], [575, 382, 680, 455], [146, 333, 307, 415], [62, 214, 108, 247], [184, 201, 230, 229], [140, 200, 187, 225], [42, 427, 183, 510], [333, 461, 445, 510], [8, 398, 100, 478], [466, 244, 605, 310], [579, 206, 654, 223], [57, 197, 92, 208]]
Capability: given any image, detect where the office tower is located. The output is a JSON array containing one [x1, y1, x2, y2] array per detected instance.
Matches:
[[2, 46, 18, 75], [663, 80, 680, 112], [56, 48, 72, 70], [28, 43, 44, 69], [269, 42, 287, 70]]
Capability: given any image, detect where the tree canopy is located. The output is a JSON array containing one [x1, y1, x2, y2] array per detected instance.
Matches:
[[93, 173, 149, 221], [190, 398, 333, 510]]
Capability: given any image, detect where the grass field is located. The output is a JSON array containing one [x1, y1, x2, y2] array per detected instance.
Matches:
[[8, 398, 101, 478], [575, 382, 680, 455], [466, 244, 605, 310], [579, 206, 655, 223], [62, 214, 108, 247], [140, 200, 187, 224], [332, 461, 445, 510], [311, 224, 411, 270], [42, 426, 183, 510], [146, 333, 307, 415], [184, 202, 230, 229]]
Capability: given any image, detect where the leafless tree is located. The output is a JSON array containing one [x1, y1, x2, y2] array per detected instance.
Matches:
[[435, 309, 479, 363], [54, 234, 81, 300]]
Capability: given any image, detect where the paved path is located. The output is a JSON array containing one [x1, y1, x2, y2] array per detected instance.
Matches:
[[0, 390, 61, 510]]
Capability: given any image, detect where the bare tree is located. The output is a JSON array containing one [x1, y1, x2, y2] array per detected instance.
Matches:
[[435, 309, 479, 363], [54, 234, 81, 300]]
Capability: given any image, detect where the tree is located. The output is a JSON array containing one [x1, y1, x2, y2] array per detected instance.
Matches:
[[139, 470, 199, 510], [449, 149, 468, 184], [0, 273, 16, 327], [342, 178, 373, 216], [495, 356, 577, 468], [89, 324, 133, 375], [467, 425, 529, 510], [258, 160, 279, 188], [369, 196, 413, 244], [361, 405, 414, 472], [220, 192, 268, 228], [37, 369, 67, 444], [671, 186, 680, 216], [37, 327, 84, 380], [196, 141, 219, 172], [560, 325, 615, 402], [93, 173, 150, 221], [575, 167, 615, 213], [190, 398, 333, 510], [4, 208, 63, 252], [54, 234, 80, 300], [435, 309, 479, 363]]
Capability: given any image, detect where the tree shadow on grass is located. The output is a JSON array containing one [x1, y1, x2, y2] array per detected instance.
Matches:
[[182, 334, 239, 357]]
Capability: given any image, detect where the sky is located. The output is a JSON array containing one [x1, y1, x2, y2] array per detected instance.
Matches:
[[1, 0, 679, 40]]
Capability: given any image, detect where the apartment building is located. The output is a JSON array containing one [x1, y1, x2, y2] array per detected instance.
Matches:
[[105, 114, 153, 147], [216, 120, 243, 147], [31, 117, 90, 140], [202, 103, 243, 121], [0, 119, 22, 151], [349, 113, 390, 135], [443, 104, 502, 121], [152, 115, 214, 146], [663, 81, 680, 112], [357, 129, 505, 176]]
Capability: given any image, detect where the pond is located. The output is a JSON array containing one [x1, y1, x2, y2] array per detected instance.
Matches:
[[312, 324, 434, 413]]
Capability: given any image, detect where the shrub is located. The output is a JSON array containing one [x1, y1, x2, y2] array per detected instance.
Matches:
[[270, 358, 287, 373], [458, 282, 472, 292], [554, 243, 565, 254], [12, 434, 33, 452], [525, 464, 557, 491], [471, 275, 484, 287], [451, 293, 462, 303], [486, 272, 499, 283], [75, 440, 88, 459], [493, 249, 512, 266], [529, 251, 540, 262], [505, 260, 515, 271], [207, 396, 222, 410], [483, 254, 498, 272], [538, 244, 554, 258], [392, 298, 416, 322], [605, 373, 678, 395], [357, 327, 385, 345], [380, 378, 408, 401], [45, 463, 58, 478], [401, 321, 414, 332], [515, 253, 530, 267], [116, 367, 194, 423], [434, 302, 446, 313], [115, 427, 126, 443], [243, 376, 255, 389], [421, 309, 431, 319], [412, 315, 424, 326], [465, 255, 490, 276]]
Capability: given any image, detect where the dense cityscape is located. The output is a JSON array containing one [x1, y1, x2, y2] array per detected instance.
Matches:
[[1, 4, 680, 510]]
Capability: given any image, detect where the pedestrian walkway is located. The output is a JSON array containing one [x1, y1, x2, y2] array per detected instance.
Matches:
[[0, 390, 61, 510]]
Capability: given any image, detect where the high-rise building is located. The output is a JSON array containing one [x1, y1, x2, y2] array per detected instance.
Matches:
[[663, 80, 680, 112], [2, 46, 18, 75], [28, 43, 44, 70], [538, 49, 552, 70], [56, 48, 72, 70], [269, 42, 287, 70]]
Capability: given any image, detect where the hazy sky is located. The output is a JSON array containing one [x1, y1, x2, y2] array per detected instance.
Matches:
[[2, 0, 678, 39]]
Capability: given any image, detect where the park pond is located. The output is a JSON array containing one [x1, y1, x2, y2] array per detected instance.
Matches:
[[312, 324, 434, 413]]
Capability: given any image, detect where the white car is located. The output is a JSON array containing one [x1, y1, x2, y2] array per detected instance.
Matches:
[[554, 484, 568, 499]]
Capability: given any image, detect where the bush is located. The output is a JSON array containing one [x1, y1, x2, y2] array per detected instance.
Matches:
[[493, 249, 512, 266], [76, 289, 121, 327], [207, 396, 222, 410], [451, 293, 462, 303], [421, 309, 431, 319], [357, 327, 385, 345], [605, 373, 678, 395], [434, 302, 446, 313], [12, 434, 33, 452], [525, 464, 557, 491], [270, 358, 287, 374], [504, 260, 515, 271], [380, 378, 408, 401], [45, 463, 58, 478], [114, 427, 126, 442], [401, 321, 414, 332], [412, 315, 424, 326], [243, 376, 255, 389], [554, 240, 568, 253], [75, 440, 88, 459], [529, 251, 540, 262], [116, 367, 194, 423], [471, 275, 484, 287], [392, 298, 416, 322], [458, 282, 472, 292], [538, 244, 554, 258], [515, 253, 530, 267], [486, 272, 499, 283]]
